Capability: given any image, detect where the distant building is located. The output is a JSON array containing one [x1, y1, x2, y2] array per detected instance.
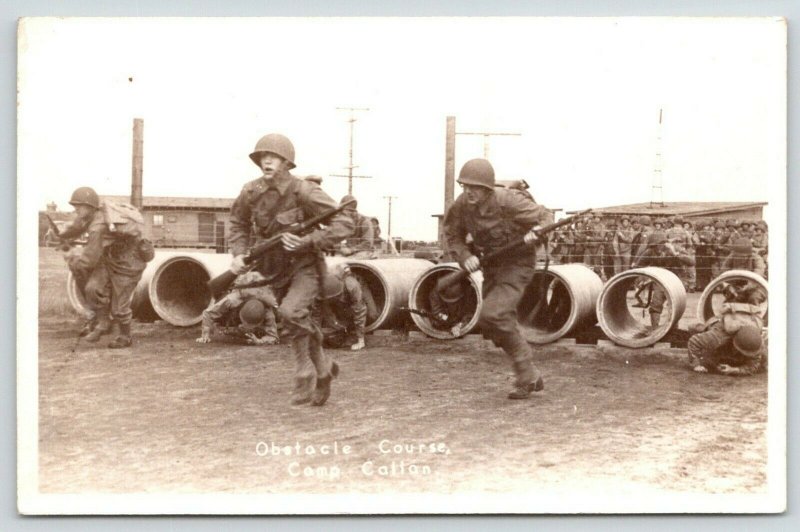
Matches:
[[102, 195, 234, 250], [567, 201, 767, 225]]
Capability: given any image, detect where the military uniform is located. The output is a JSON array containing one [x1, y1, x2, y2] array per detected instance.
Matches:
[[200, 281, 279, 344], [695, 222, 716, 290], [444, 159, 551, 399], [612, 219, 635, 274], [317, 267, 368, 348], [721, 250, 767, 278], [64, 199, 153, 347], [340, 206, 376, 258], [230, 134, 354, 405], [583, 217, 605, 275], [688, 306, 766, 376], [632, 232, 695, 328]]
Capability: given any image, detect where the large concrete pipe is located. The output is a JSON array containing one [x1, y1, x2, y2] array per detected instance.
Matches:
[[596, 267, 687, 348], [517, 264, 603, 344], [346, 258, 434, 331], [66, 250, 186, 320], [148, 253, 232, 326], [697, 269, 768, 323], [407, 263, 483, 339]]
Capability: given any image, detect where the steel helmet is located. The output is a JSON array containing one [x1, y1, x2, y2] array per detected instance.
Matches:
[[732, 237, 753, 256], [249, 133, 296, 169], [639, 215, 652, 226], [457, 159, 495, 190], [648, 231, 668, 247], [732, 326, 763, 357], [438, 281, 466, 304], [239, 300, 266, 328], [69, 187, 100, 209], [673, 216, 684, 225], [340, 195, 357, 209], [320, 273, 344, 300], [714, 221, 726, 230], [725, 219, 736, 228]]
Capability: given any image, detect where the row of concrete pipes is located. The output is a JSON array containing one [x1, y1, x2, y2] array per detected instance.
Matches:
[[67, 252, 768, 348]]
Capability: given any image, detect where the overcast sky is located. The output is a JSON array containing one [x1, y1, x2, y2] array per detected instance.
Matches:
[[18, 17, 785, 240]]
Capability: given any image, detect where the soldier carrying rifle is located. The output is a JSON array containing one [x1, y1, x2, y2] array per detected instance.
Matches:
[[226, 133, 354, 407], [443, 158, 553, 400]]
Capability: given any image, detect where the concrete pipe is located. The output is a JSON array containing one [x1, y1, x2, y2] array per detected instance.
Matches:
[[697, 269, 768, 323], [517, 264, 603, 344], [596, 267, 687, 348], [346, 257, 434, 331], [407, 263, 483, 340], [148, 252, 233, 326], [66, 250, 186, 320]]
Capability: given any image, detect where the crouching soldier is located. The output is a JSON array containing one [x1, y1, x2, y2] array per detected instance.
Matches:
[[196, 271, 279, 345], [688, 315, 766, 376], [316, 264, 368, 351], [444, 158, 552, 400], [62, 187, 154, 348], [429, 278, 473, 338], [721, 238, 767, 278]]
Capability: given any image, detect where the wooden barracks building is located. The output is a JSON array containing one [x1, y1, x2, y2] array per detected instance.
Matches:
[[102, 195, 234, 250]]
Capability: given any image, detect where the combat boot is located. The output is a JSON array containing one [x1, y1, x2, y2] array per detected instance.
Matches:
[[507, 360, 544, 400], [290, 375, 316, 405], [108, 322, 132, 349], [84, 315, 111, 343], [310, 361, 340, 407]]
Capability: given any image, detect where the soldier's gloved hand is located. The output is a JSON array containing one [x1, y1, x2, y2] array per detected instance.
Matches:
[[245, 332, 274, 345], [281, 233, 311, 253], [196, 334, 212, 344], [340, 246, 354, 256], [436, 313, 449, 323], [717, 364, 738, 375], [230, 255, 248, 275], [450, 324, 462, 337], [692, 365, 708, 373], [463, 255, 481, 273], [523, 226, 541, 245]]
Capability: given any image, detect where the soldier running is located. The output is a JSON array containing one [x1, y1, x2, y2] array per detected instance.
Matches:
[[60, 187, 154, 348], [228, 133, 353, 406], [444, 158, 551, 400]]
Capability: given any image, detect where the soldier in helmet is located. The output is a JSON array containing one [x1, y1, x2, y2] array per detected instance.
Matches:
[[711, 221, 729, 278], [338, 195, 376, 258], [721, 238, 767, 278], [315, 264, 368, 351], [612, 215, 635, 274], [688, 319, 766, 376], [228, 133, 354, 406], [632, 231, 695, 329], [195, 271, 280, 345], [695, 219, 716, 290], [444, 158, 552, 400], [632, 215, 652, 258], [60, 187, 154, 348]]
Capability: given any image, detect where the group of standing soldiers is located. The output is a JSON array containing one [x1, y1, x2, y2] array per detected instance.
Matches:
[[550, 214, 768, 289]]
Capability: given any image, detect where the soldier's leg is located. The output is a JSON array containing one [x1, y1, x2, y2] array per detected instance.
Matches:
[[687, 326, 731, 370], [108, 270, 142, 348], [83, 264, 112, 342], [279, 265, 337, 406], [622, 250, 631, 272], [480, 265, 543, 399], [649, 286, 665, 329]]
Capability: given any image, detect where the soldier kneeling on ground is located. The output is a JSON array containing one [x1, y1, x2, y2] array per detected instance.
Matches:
[[429, 278, 473, 338], [316, 264, 368, 351], [688, 322, 766, 377], [196, 271, 279, 345]]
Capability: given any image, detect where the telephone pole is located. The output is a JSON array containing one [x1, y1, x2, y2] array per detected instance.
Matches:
[[456, 129, 521, 159], [383, 195, 398, 255], [331, 107, 372, 195], [650, 108, 665, 208]]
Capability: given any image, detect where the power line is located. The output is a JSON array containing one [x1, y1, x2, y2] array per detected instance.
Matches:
[[332, 107, 372, 195]]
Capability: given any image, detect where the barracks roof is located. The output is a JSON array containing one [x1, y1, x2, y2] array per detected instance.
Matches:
[[101, 195, 234, 211], [568, 201, 767, 217]]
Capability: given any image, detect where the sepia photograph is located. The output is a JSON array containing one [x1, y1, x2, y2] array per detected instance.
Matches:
[[16, 16, 786, 514]]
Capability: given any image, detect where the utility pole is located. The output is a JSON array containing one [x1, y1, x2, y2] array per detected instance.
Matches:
[[650, 108, 665, 208], [131, 118, 144, 209], [383, 195, 398, 255], [331, 107, 372, 195], [456, 129, 521, 159]]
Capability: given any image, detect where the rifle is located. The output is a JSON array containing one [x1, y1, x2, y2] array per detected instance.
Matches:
[[46, 215, 87, 250], [207, 199, 356, 298], [436, 208, 593, 294], [399, 306, 449, 327]]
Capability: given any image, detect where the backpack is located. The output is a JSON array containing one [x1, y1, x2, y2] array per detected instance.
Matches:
[[103, 201, 145, 239]]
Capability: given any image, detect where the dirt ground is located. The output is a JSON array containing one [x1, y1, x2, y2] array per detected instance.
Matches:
[[35, 248, 769, 497]]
